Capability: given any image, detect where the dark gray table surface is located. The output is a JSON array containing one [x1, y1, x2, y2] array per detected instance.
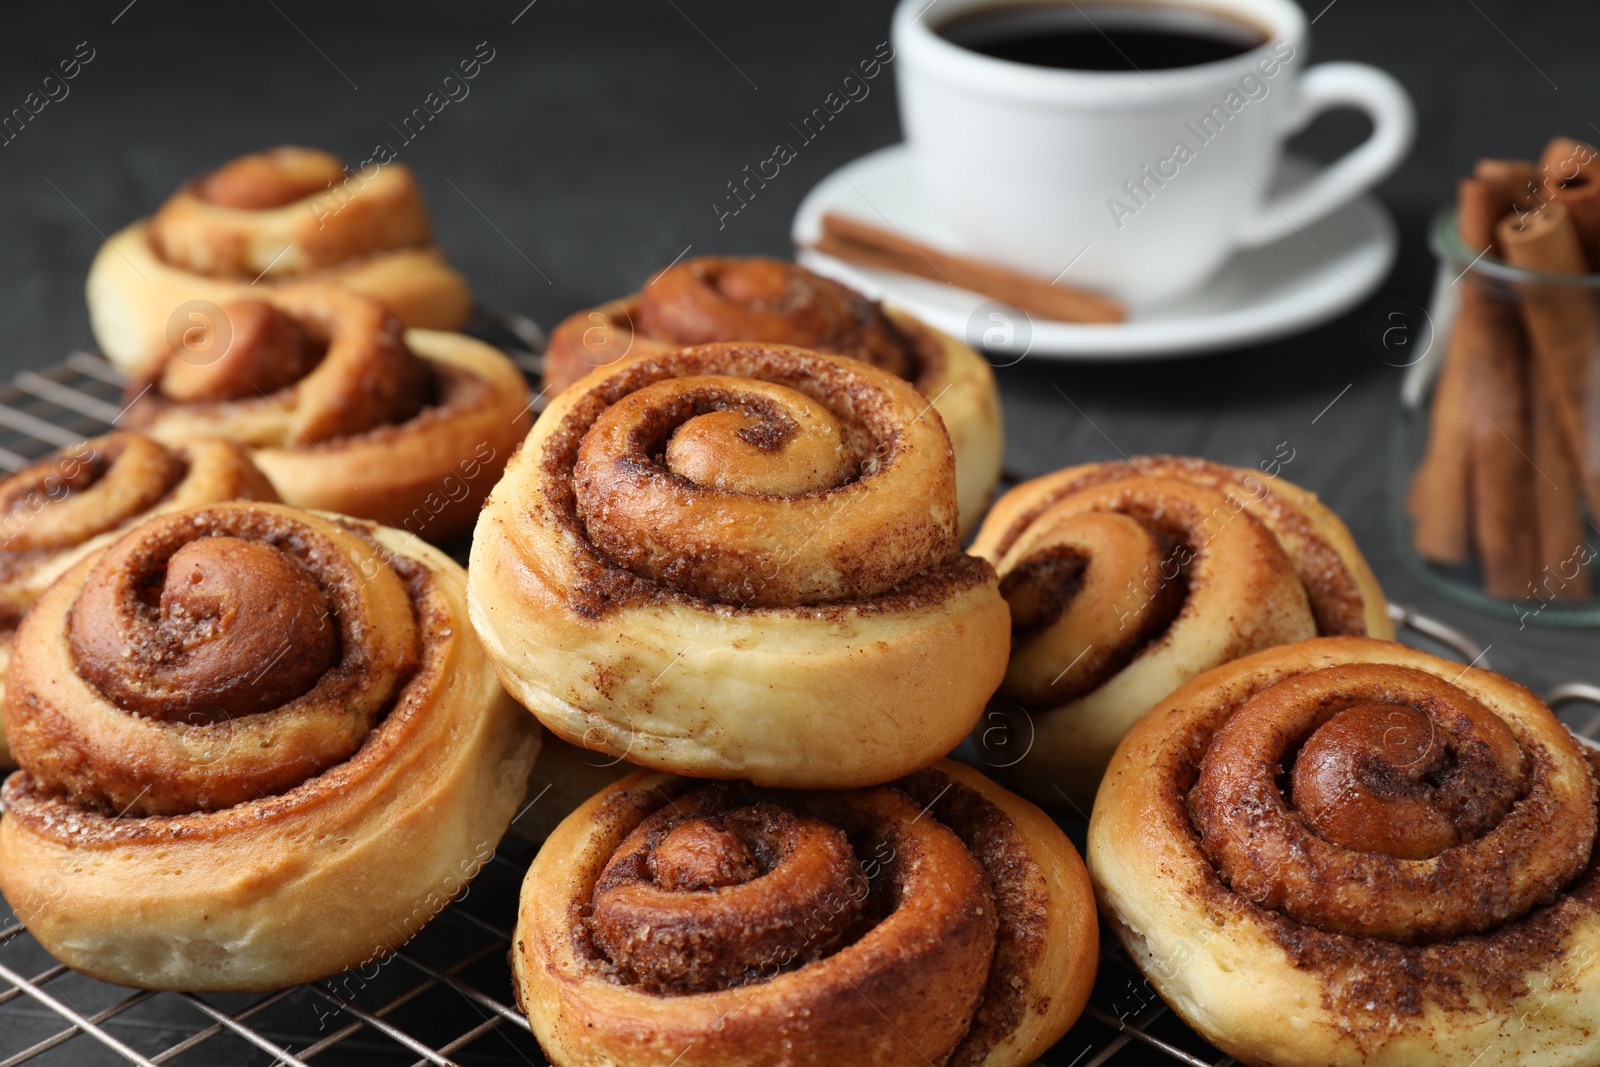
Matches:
[[0, 0, 1596, 1061]]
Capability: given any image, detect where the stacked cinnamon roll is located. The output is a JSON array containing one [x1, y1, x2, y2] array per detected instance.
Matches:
[[0, 143, 542, 993], [542, 256, 1003, 535], [88, 146, 472, 373], [120, 282, 530, 542]]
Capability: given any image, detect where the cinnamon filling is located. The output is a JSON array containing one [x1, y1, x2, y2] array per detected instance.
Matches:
[[578, 776, 1004, 1032], [992, 456, 1372, 637], [129, 291, 435, 445], [1290, 702, 1521, 859], [1189, 664, 1592, 942], [13, 505, 422, 816], [894, 768, 1053, 1067], [997, 514, 1191, 707], [589, 798, 869, 994], [553, 345, 960, 611], [70, 536, 338, 723]]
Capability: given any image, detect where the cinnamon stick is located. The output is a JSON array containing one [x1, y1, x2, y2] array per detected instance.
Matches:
[[812, 212, 1125, 325], [1458, 287, 1540, 598], [1530, 364, 1594, 600], [1453, 172, 1543, 595], [1409, 339, 1475, 563], [1538, 137, 1600, 268], [1410, 173, 1526, 566], [1473, 159, 1539, 216], [1497, 203, 1600, 523]]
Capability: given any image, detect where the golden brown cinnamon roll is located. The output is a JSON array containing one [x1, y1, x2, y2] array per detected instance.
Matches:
[[469, 341, 1009, 787], [1091, 637, 1600, 1067], [970, 456, 1392, 806], [0, 501, 538, 991], [543, 257, 1003, 534], [0, 432, 276, 767], [120, 283, 530, 542], [87, 146, 472, 373], [514, 759, 1096, 1067]]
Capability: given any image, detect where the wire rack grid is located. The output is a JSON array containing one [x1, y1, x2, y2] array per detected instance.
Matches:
[[0, 319, 1594, 1067]]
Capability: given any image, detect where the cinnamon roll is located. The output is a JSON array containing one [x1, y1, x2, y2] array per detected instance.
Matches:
[[0, 432, 276, 767], [543, 257, 1003, 534], [970, 456, 1391, 806], [513, 759, 1097, 1067], [87, 146, 472, 373], [469, 341, 1009, 787], [1091, 637, 1600, 1067], [0, 502, 538, 991], [121, 283, 531, 542]]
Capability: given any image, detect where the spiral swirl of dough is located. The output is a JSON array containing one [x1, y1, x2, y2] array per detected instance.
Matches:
[[1091, 638, 1600, 1067], [971, 456, 1392, 806], [470, 342, 1010, 788], [5, 504, 418, 816], [540, 257, 1003, 536], [514, 760, 1097, 1067], [0, 501, 538, 992], [87, 146, 472, 373], [122, 284, 531, 542]]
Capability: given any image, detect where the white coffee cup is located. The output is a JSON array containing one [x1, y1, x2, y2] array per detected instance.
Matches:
[[893, 0, 1415, 306]]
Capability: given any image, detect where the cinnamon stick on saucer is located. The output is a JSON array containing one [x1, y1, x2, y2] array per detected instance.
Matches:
[[1498, 203, 1600, 523], [811, 212, 1125, 325]]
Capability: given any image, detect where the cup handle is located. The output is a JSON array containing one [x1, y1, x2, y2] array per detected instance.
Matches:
[[1235, 62, 1415, 248]]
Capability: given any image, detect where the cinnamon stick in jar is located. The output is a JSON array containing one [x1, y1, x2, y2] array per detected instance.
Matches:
[[1410, 173, 1537, 576], [1530, 365, 1594, 600], [1474, 159, 1539, 213], [1458, 287, 1540, 598], [1457, 175, 1541, 596], [1409, 345, 1474, 563], [1537, 137, 1600, 267], [1497, 203, 1600, 523]]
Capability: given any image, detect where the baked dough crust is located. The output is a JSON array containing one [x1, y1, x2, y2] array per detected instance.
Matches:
[[469, 342, 1009, 788], [88, 221, 471, 374], [1091, 637, 1600, 1067], [544, 290, 1002, 536], [513, 759, 1096, 1067], [0, 434, 277, 768], [970, 456, 1392, 806], [0, 505, 539, 990]]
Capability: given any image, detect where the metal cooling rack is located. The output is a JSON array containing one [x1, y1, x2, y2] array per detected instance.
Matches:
[[1, 331, 1597, 1066]]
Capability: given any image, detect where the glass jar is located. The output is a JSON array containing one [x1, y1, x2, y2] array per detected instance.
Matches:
[[1393, 208, 1600, 627]]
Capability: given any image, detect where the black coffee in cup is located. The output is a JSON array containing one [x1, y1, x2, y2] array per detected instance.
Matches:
[[939, 3, 1267, 71]]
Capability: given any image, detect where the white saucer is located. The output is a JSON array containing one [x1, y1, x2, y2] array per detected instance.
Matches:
[[791, 144, 1398, 361]]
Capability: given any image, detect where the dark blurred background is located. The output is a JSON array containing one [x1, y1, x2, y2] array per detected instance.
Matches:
[[0, 0, 1594, 690]]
